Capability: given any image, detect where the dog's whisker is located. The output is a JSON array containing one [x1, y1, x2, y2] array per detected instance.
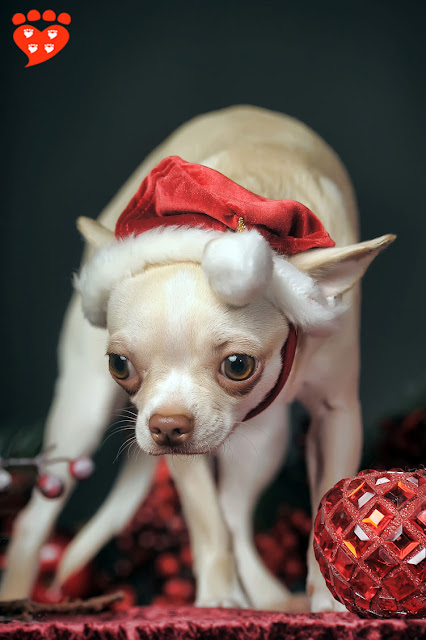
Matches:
[[126, 437, 138, 459], [133, 441, 142, 461], [106, 418, 136, 433], [108, 421, 135, 431], [217, 437, 234, 462], [111, 426, 136, 435], [113, 419, 137, 427], [102, 424, 136, 455], [99, 426, 136, 449], [111, 407, 138, 419], [119, 410, 138, 419], [229, 429, 260, 458], [111, 415, 137, 424], [233, 420, 275, 442], [114, 435, 136, 463]]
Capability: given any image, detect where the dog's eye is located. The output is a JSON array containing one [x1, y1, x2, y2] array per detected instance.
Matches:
[[109, 354, 136, 381], [221, 354, 256, 381]]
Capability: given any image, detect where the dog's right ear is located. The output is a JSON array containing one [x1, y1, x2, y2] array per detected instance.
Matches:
[[288, 234, 396, 298], [269, 234, 396, 336], [77, 216, 115, 249]]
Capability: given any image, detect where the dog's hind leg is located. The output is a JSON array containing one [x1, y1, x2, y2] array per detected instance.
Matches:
[[0, 296, 122, 600], [57, 451, 156, 586], [298, 309, 362, 612], [217, 401, 300, 611]]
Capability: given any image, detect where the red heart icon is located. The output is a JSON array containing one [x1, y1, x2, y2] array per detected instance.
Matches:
[[13, 23, 69, 67]]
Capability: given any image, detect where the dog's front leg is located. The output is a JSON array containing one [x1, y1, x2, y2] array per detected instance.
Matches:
[[56, 452, 157, 587], [0, 384, 121, 601], [217, 402, 308, 611], [167, 455, 247, 607], [0, 477, 74, 601], [0, 297, 121, 601]]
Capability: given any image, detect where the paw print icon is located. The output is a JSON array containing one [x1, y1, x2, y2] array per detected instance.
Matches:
[[12, 9, 71, 67]]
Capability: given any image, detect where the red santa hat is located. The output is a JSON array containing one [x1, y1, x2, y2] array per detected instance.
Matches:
[[115, 155, 334, 253], [76, 156, 344, 419], [77, 156, 339, 323]]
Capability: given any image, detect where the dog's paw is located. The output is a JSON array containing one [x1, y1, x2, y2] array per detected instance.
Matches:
[[196, 596, 248, 609], [274, 592, 310, 613], [196, 583, 249, 609], [195, 576, 249, 609]]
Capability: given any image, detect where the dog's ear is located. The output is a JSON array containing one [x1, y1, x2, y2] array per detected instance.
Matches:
[[289, 234, 396, 298], [77, 216, 115, 249]]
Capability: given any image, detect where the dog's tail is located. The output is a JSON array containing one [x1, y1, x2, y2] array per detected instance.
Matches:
[[56, 454, 157, 586]]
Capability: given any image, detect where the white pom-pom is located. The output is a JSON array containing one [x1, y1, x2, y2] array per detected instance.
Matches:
[[202, 230, 274, 306]]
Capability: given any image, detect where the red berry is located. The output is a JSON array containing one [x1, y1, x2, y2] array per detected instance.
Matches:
[[180, 545, 193, 567], [39, 541, 63, 572], [155, 552, 180, 577], [37, 474, 64, 499], [109, 584, 137, 611], [0, 469, 12, 492], [151, 595, 170, 606], [163, 577, 194, 600], [69, 457, 95, 480], [32, 583, 64, 604]]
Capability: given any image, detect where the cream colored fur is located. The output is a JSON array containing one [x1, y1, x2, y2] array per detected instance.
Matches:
[[0, 106, 394, 612]]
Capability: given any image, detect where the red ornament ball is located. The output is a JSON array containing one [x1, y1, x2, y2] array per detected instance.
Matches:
[[37, 474, 64, 499], [314, 469, 426, 618]]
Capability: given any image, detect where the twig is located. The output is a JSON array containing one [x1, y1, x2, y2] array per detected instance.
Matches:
[[0, 591, 124, 622]]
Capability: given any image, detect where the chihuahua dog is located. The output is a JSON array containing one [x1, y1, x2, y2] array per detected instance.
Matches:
[[0, 106, 394, 611]]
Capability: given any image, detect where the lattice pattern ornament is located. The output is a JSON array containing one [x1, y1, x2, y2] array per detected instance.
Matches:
[[313, 469, 426, 618]]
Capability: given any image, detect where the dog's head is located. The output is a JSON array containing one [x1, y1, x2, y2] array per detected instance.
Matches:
[[75, 218, 394, 455]]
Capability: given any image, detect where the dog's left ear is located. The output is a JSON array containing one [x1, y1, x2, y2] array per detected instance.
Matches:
[[77, 216, 115, 249], [289, 234, 396, 298]]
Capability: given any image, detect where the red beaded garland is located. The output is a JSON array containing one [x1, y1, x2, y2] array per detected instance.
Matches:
[[313, 469, 426, 618]]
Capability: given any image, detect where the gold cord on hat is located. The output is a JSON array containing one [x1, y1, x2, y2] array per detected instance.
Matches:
[[237, 216, 247, 232]]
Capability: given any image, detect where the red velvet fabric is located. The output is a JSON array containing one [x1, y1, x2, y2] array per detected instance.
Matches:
[[115, 156, 335, 256], [2, 607, 426, 639]]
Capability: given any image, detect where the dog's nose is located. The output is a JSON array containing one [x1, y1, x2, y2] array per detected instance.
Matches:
[[148, 413, 194, 446]]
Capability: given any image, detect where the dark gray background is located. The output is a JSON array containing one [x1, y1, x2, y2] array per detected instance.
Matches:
[[2, 0, 425, 457]]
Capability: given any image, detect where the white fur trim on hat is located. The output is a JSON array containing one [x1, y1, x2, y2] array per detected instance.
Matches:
[[75, 225, 346, 332], [267, 256, 347, 336], [75, 226, 221, 327]]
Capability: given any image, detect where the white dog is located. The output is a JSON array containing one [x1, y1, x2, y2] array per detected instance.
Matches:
[[0, 106, 394, 611]]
